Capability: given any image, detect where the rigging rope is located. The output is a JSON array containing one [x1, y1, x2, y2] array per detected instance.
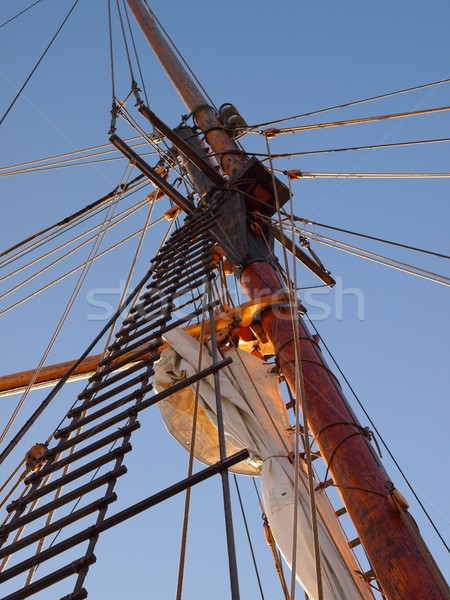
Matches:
[[249, 137, 450, 160], [108, 0, 117, 117], [265, 136, 324, 600], [233, 476, 266, 600], [0, 194, 154, 303], [285, 215, 450, 261], [122, 0, 150, 105], [0, 176, 146, 268], [0, 212, 168, 317], [176, 292, 208, 600], [0, 238, 169, 466], [0, 137, 156, 178], [0, 0, 44, 29], [292, 227, 450, 287], [0, 0, 80, 128], [288, 172, 450, 180], [246, 77, 450, 129], [0, 196, 147, 287], [259, 105, 450, 136], [0, 195, 149, 286], [116, 0, 137, 87]]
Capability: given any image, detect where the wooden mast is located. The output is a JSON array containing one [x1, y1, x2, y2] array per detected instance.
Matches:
[[126, 2, 449, 598]]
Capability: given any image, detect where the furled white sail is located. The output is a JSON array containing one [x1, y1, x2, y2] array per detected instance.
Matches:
[[153, 328, 372, 600]]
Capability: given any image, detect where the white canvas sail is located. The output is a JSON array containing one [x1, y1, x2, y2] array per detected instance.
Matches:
[[154, 328, 372, 600]]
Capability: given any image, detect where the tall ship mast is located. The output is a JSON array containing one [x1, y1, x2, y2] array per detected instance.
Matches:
[[0, 2, 448, 599]]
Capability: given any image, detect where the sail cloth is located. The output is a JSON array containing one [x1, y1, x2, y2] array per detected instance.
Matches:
[[153, 329, 372, 600]]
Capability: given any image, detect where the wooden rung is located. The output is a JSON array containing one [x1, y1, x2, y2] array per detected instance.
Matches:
[[349, 537, 361, 548], [335, 506, 347, 517]]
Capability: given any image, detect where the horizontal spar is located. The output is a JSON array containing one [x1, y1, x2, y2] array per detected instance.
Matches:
[[0, 294, 287, 397]]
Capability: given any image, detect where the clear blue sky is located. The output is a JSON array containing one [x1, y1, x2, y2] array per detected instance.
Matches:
[[0, 1, 449, 598]]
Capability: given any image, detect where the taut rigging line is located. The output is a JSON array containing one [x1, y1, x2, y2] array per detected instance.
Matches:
[[0, 175, 145, 266], [283, 215, 450, 261], [246, 76, 450, 129], [288, 225, 450, 287], [252, 137, 450, 159], [257, 105, 450, 137]]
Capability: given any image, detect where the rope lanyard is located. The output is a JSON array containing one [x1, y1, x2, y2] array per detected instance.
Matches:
[[265, 135, 324, 600]]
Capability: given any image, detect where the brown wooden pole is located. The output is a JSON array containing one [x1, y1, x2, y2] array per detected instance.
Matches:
[[241, 262, 449, 599], [0, 295, 283, 396], [0, 355, 103, 398], [125, 0, 247, 176]]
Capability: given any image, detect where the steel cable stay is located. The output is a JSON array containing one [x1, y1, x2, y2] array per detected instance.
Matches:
[[274, 160, 324, 600], [232, 475, 267, 600], [0, 138, 155, 179], [0, 149, 156, 178], [0, 175, 148, 267], [254, 105, 450, 137], [0, 194, 150, 289], [277, 220, 450, 286], [115, 0, 139, 90], [279, 215, 450, 261], [175, 290, 208, 600], [242, 77, 450, 130], [0, 0, 44, 30], [255, 201, 448, 285], [1, 108, 446, 180], [0, 193, 157, 298], [287, 227, 450, 287], [0, 0, 81, 129], [282, 171, 450, 180], [122, 0, 150, 105], [209, 137, 450, 161], [0, 211, 171, 318]]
